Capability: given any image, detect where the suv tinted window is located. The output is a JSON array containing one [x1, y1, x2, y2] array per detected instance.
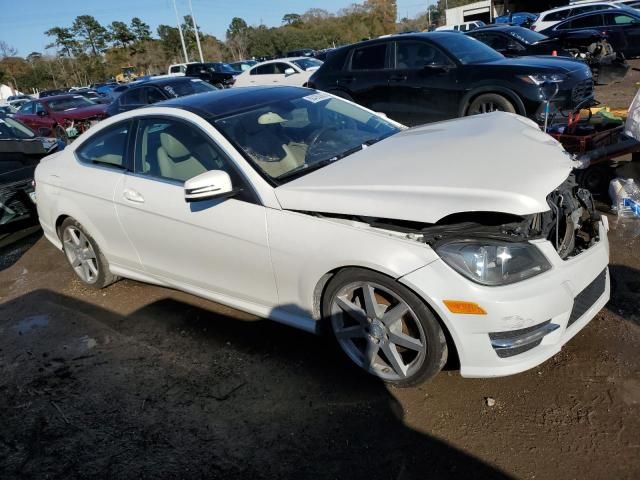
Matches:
[[606, 13, 637, 25], [395, 41, 451, 68], [351, 43, 387, 70], [120, 88, 145, 105], [569, 13, 604, 28], [76, 122, 130, 168]]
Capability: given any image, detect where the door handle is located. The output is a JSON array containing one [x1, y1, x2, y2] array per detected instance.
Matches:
[[338, 76, 355, 84], [390, 74, 407, 82], [123, 188, 145, 203]]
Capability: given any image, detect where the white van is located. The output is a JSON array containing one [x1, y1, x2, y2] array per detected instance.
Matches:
[[435, 21, 485, 32]]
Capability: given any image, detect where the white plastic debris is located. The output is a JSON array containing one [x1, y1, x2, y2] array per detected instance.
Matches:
[[609, 178, 640, 217], [485, 397, 496, 407]]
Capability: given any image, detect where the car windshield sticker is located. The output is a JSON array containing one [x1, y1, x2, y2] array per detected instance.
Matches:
[[303, 92, 331, 103]]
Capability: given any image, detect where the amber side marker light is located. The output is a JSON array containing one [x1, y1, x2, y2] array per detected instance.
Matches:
[[443, 300, 487, 315]]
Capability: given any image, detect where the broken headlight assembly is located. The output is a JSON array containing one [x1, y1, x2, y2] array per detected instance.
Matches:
[[436, 240, 552, 286]]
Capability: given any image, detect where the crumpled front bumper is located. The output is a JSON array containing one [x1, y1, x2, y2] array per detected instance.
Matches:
[[399, 221, 610, 378]]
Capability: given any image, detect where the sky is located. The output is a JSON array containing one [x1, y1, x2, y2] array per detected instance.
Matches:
[[0, 0, 433, 56]]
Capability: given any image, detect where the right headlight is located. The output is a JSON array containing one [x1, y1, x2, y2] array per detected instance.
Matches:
[[519, 73, 568, 85], [436, 240, 551, 286]]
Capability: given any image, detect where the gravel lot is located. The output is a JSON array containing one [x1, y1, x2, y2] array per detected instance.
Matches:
[[1, 73, 639, 480]]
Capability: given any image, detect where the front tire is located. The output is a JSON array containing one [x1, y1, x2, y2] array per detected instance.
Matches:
[[467, 93, 516, 116], [60, 218, 118, 289], [322, 268, 447, 387]]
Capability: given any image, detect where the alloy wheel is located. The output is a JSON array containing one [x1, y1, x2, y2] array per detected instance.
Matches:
[[63, 226, 99, 284], [330, 281, 427, 382]]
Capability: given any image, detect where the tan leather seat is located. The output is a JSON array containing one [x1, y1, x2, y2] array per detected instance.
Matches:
[[157, 128, 207, 181]]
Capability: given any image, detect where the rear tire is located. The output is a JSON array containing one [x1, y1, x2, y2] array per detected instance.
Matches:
[[467, 93, 516, 116], [60, 218, 118, 289], [322, 268, 447, 387]]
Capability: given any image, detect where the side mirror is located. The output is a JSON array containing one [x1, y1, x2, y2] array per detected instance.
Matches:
[[184, 170, 236, 202], [37, 110, 48, 117], [284, 67, 296, 76]]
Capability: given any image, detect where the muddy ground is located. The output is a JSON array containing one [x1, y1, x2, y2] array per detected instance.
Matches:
[[1, 76, 640, 480]]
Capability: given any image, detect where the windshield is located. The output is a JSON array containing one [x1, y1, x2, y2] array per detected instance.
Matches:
[[46, 96, 96, 112], [507, 28, 547, 44], [215, 92, 400, 183], [0, 116, 36, 139], [208, 63, 237, 74], [162, 79, 218, 97], [440, 35, 504, 64], [292, 58, 323, 71]]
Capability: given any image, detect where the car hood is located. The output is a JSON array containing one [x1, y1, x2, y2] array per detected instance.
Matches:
[[489, 55, 589, 73], [275, 113, 573, 224], [52, 104, 106, 119]]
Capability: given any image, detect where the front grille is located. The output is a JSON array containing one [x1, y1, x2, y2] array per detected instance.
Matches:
[[572, 79, 594, 103], [567, 269, 607, 327]]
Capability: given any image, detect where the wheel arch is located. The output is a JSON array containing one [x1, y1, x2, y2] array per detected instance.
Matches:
[[313, 265, 460, 366], [458, 86, 527, 117]]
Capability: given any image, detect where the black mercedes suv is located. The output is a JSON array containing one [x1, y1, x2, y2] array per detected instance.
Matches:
[[307, 32, 595, 126]]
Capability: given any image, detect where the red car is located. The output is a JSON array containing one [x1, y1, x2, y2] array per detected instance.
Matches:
[[14, 94, 107, 142]]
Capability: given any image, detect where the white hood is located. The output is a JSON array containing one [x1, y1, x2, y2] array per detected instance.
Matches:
[[275, 112, 573, 224]]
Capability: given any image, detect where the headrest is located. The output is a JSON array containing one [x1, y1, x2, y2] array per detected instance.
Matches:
[[160, 128, 190, 158]]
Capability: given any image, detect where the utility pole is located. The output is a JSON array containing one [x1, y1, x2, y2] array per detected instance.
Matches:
[[188, 0, 204, 63], [173, 0, 189, 64]]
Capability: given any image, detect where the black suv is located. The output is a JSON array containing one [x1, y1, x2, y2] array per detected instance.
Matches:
[[184, 62, 239, 88], [308, 32, 595, 126]]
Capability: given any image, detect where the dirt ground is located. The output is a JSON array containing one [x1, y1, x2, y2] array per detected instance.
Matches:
[[1, 76, 640, 480]]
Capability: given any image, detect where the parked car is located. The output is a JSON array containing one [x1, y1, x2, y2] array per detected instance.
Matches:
[[307, 32, 595, 126], [73, 88, 112, 105], [539, 9, 640, 58], [39, 88, 70, 98], [234, 57, 323, 87], [0, 104, 18, 116], [0, 114, 63, 229], [34, 86, 610, 386], [466, 25, 629, 84], [7, 99, 30, 110], [14, 94, 107, 142], [91, 82, 119, 95], [229, 60, 258, 72], [286, 48, 315, 57], [494, 12, 538, 27], [184, 62, 238, 88], [168, 62, 198, 76], [435, 21, 485, 32], [106, 77, 217, 116], [531, 2, 620, 31]]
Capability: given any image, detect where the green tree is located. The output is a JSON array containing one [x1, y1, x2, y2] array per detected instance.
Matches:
[[110, 21, 135, 48], [282, 13, 302, 26], [44, 27, 79, 57], [72, 15, 110, 56], [157, 24, 182, 60], [226, 17, 250, 60], [130, 17, 152, 42]]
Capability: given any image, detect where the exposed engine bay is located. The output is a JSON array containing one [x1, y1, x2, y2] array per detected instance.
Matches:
[[307, 175, 601, 261], [566, 38, 628, 85]]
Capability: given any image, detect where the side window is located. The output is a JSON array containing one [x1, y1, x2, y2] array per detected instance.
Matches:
[[253, 64, 275, 75], [34, 103, 46, 114], [169, 66, 180, 73], [606, 14, 636, 25], [146, 87, 166, 104], [395, 41, 451, 69], [571, 14, 603, 29], [272, 63, 290, 74], [351, 43, 387, 70], [76, 122, 130, 168], [135, 118, 241, 185], [120, 88, 145, 105], [19, 101, 34, 114]]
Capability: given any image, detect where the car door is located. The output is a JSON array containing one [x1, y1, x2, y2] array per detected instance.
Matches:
[[603, 12, 640, 57], [386, 40, 460, 125], [14, 101, 37, 129], [244, 63, 278, 85], [276, 62, 304, 85], [114, 116, 278, 306], [33, 101, 56, 132], [341, 42, 392, 113]]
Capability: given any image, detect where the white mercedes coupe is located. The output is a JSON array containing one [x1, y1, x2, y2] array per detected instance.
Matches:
[[34, 86, 610, 386]]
